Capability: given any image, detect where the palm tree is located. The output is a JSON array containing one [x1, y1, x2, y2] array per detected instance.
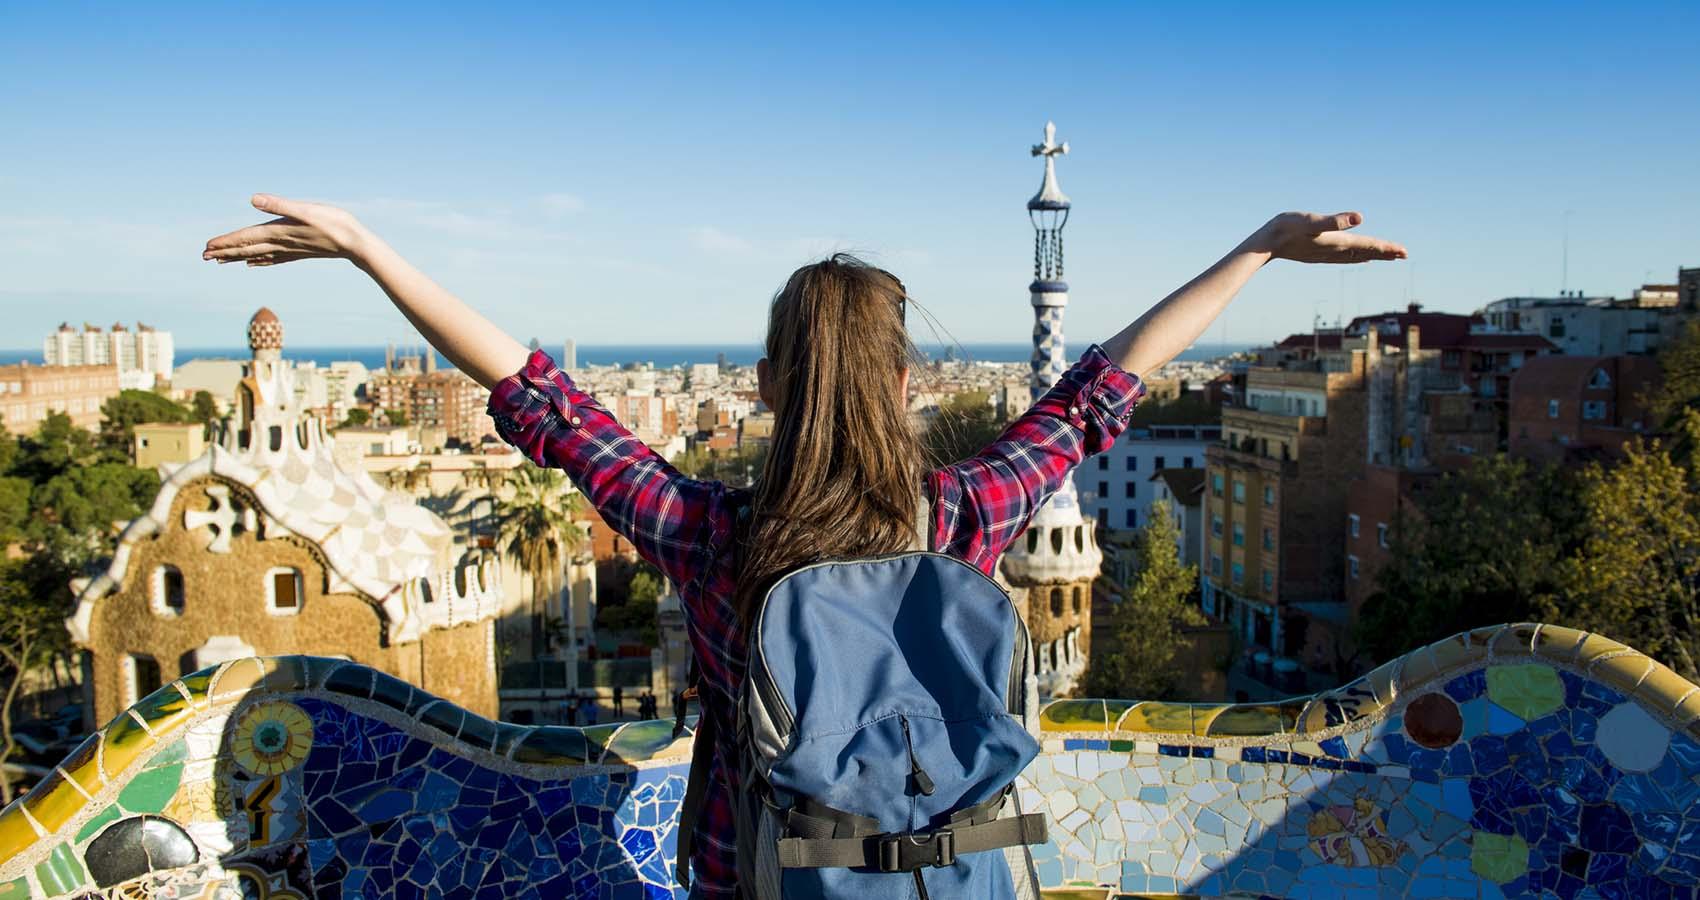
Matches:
[[492, 467, 587, 660]]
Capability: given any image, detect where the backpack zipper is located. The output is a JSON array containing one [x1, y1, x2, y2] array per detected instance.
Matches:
[[899, 715, 935, 796]]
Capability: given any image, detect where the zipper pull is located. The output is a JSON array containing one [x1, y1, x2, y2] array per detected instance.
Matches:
[[900, 716, 936, 796]]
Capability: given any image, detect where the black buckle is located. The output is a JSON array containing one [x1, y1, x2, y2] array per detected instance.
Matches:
[[876, 830, 956, 872]]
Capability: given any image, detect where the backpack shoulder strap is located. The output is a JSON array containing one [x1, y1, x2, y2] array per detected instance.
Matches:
[[673, 681, 715, 889], [910, 484, 934, 553]]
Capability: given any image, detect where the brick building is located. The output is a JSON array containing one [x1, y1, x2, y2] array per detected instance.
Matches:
[[1203, 354, 1370, 666], [369, 347, 493, 447], [1508, 355, 1661, 462], [0, 362, 120, 435]]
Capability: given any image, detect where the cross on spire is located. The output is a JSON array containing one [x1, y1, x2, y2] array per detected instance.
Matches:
[[1031, 121, 1069, 160]]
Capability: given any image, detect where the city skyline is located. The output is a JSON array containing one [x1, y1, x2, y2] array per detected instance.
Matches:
[[3, 3, 1697, 349]]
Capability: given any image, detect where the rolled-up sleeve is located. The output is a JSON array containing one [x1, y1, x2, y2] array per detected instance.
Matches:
[[927, 344, 1145, 573], [488, 350, 718, 591]]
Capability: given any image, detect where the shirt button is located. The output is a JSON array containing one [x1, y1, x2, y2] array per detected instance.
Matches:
[[570, 415, 583, 427], [1068, 405, 1080, 416]]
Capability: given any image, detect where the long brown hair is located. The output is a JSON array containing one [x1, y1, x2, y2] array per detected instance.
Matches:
[[734, 254, 923, 624]]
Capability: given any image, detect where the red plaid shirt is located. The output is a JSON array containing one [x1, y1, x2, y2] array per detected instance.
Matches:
[[488, 345, 1144, 897]]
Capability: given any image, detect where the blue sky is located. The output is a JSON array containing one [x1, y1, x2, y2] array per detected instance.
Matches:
[[2, 3, 1696, 350]]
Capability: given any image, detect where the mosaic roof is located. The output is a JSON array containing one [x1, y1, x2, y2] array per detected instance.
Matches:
[[68, 417, 467, 647], [3, 623, 1699, 898]]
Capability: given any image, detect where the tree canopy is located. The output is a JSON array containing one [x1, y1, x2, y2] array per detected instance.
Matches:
[[922, 390, 1006, 467], [1083, 500, 1206, 700]]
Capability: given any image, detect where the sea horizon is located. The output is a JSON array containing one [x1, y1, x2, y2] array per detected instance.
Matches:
[[0, 342, 1254, 371]]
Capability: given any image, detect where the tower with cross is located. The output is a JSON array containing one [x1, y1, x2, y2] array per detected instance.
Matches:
[[1000, 121, 1103, 700]]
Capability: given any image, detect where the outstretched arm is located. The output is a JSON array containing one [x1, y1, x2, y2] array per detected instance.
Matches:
[[1102, 211, 1407, 378], [203, 194, 527, 390]]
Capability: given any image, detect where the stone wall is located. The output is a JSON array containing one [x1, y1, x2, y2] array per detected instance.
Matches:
[[4, 624, 1699, 899]]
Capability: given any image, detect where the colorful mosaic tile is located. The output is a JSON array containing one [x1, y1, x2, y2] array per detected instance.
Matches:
[[1, 624, 1699, 898]]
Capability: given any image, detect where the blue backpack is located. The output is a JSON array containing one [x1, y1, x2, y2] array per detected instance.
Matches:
[[676, 499, 1047, 899]]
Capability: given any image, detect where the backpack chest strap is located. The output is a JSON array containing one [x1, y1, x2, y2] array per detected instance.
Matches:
[[775, 813, 1047, 872]]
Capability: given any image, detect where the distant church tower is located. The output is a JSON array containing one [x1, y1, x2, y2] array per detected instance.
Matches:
[[999, 122, 1103, 699]]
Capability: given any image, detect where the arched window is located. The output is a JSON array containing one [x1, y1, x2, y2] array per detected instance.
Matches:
[[266, 567, 303, 615], [268, 425, 283, 452], [1072, 586, 1083, 614], [1074, 526, 1085, 553], [151, 565, 185, 617], [1050, 528, 1064, 555], [1049, 588, 1064, 617], [1026, 530, 1039, 554]]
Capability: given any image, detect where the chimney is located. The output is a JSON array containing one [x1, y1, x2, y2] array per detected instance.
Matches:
[[1407, 302, 1422, 314]]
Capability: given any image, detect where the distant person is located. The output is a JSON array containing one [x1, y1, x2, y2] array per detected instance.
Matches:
[[205, 196, 1404, 898], [565, 697, 579, 727], [613, 685, 624, 718], [584, 693, 599, 726]]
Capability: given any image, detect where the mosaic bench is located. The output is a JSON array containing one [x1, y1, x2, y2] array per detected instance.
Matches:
[[2, 623, 1699, 899]]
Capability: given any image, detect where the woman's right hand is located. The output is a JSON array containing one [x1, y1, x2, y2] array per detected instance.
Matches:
[[1246, 211, 1408, 265], [202, 194, 371, 267]]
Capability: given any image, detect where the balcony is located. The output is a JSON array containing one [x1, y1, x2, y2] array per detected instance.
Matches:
[[3, 624, 1693, 898]]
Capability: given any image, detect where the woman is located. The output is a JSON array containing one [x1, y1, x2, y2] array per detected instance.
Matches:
[[204, 195, 1404, 897]]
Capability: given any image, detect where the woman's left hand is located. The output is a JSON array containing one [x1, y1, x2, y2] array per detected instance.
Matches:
[[1247, 211, 1408, 264], [202, 194, 371, 267]]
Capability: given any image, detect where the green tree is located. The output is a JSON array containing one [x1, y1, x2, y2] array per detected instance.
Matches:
[[13, 413, 101, 483], [384, 409, 409, 427], [0, 555, 73, 804], [922, 390, 1005, 467], [0, 477, 30, 545], [1083, 500, 1206, 700], [1550, 413, 1700, 679], [340, 408, 372, 428], [99, 389, 191, 453], [1357, 456, 1583, 664], [0, 428, 17, 476], [493, 467, 586, 658], [30, 463, 160, 540], [670, 443, 767, 486], [190, 390, 219, 425], [598, 563, 663, 646], [1646, 319, 1700, 425]]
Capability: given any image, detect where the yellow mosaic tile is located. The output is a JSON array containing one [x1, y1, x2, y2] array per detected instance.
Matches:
[[1115, 702, 1197, 735], [1590, 652, 1655, 698], [1671, 686, 1700, 727], [1630, 661, 1694, 714], [1205, 705, 1287, 737], [19, 770, 86, 834], [1465, 625, 1505, 649], [1395, 646, 1442, 693], [1530, 625, 1588, 662], [1364, 660, 1401, 708], [210, 657, 268, 702], [175, 670, 215, 708], [56, 734, 104, 798], [255, 656, 312, 695], [0, 804, 39, 863], [128, 683, 196, 739], [98, 712, 158, 781], [1491, 623, 1541, 657], [1426, 633, 1483, 682], [1572, 632, 1631, 670], [1294, 700, 1330, 735], [1188, 705, 1225, 736], [1041, 700, 1111, 733], [1275, 701, 1307, 734]]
